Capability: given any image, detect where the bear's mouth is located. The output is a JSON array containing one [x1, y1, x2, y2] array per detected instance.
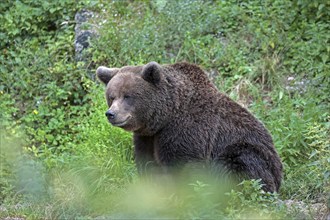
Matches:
[[111, 116, 132, 127]]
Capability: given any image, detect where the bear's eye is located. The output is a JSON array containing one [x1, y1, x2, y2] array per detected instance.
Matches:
[[123, 95, 131, 99], [109, 96, 115, 101]]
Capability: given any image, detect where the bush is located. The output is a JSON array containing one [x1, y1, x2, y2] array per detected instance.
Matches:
[[1, 0, 329, 218]]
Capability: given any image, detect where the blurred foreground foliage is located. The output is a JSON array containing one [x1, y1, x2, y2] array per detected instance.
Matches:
[[0, 0, 329, 219]]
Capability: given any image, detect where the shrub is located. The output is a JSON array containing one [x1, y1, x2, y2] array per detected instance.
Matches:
[[1, 0, 329, 218]]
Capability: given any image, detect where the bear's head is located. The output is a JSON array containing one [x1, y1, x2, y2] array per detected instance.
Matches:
[[96, 62, 173, 135]]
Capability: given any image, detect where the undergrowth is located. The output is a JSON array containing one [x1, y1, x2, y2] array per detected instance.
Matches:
[[1, 0, 329, 219]]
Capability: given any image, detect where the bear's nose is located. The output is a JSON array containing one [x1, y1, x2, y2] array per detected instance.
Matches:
[[105, 110, 116, 119]]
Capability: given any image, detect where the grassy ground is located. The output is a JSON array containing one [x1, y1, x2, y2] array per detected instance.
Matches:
[[0, 0, 329, 219]]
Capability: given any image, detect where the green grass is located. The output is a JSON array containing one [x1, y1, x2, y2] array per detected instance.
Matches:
[[1, 0, 329, 219]]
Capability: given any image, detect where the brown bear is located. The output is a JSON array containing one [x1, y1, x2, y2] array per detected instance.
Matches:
[[96, 61, 283, 192]]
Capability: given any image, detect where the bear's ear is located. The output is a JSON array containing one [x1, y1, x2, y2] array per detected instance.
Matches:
[[141, 61, 161, 85], [96, 66, 119, 85]]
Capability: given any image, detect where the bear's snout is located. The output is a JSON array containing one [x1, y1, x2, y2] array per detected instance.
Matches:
[[105, 109, 116, 120], [105, 109, 132, 128]]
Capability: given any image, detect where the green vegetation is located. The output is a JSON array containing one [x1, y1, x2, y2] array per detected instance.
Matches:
[[1, 0, 329, 219]]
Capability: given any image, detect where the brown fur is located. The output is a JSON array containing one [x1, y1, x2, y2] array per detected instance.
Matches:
[[96, 62, 283, 192]]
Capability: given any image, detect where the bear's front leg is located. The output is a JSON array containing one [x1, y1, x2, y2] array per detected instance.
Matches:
[[133, 134, 162, 176]]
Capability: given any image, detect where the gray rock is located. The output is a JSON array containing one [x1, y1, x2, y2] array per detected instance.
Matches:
[[285, 76, 311, 94], [282, 199, 328, 220], [74, 9, 98, 62]]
